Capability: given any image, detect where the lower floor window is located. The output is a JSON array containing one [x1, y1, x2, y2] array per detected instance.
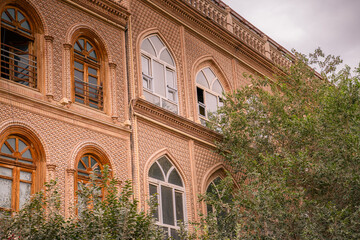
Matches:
[[148, 156, 185, 240]]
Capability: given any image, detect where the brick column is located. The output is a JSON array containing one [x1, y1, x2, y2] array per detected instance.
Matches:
[[65, 168, 76, 218], [109, 62, 118, 122], [62, 44, 73, 105], [44, 36, 54, 101]]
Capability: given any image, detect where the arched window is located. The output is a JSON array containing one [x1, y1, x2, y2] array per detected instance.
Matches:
[[196, 67, 224, 125], [206, 176, 222, 214], [1, 6, 37, 88], [148, 156, 185, 240], [0, 135, 37, 211], [73, 37, 103, 110], [140, 35, 178, 114]]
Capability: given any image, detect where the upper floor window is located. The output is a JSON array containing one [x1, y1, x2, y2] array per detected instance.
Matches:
[[1, 7, 37, 88], [140, 35, 178, 114], [196, 67, 224, 125], [73, 37, 103, 110], [0, 135, 37, 212], [148, 156, 185, 240]]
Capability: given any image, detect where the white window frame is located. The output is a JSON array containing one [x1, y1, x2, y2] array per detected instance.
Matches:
[[196, 68, 224, 125], [140, 35, 178, 114], [148, 159, 187, 239]]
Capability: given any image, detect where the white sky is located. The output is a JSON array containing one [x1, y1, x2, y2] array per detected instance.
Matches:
[[222, 0, 360, 70]]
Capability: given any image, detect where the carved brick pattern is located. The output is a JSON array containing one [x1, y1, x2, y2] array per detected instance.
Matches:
[[0, 103, 129, 204], [137, 119, 197, 221], [29, 0, 126, 121], [131, 1, 187, 116], [194, 142, 223, 193]]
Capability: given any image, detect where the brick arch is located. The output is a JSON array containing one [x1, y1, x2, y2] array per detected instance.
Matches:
[[192, 55, 233, 92], [144, 148, 187, 186], [0, 0, 47, 34], [136, 28, 180, 98], [201, 162, 228, 195], [67, 140, 112, 171], [0, 120, 47, 163], [65, 23, 111, 62]]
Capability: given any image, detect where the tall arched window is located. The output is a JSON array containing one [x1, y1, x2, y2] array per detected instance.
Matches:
[[73, 37, 103, 110], [1, 6, 37, 88], [196, 67, 224, 125], [148, 156, 185, 240], [0, 135, 38, 211], [140, 35, 178, 114]]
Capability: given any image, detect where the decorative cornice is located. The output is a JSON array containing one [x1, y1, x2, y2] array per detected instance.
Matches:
[[63, 0, 130, 27], [132, 98, 222, 144], [143, 0, 289, 74]]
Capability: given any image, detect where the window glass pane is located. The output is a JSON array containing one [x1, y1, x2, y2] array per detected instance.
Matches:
[[88, 76, 98, 86], [7, 138, 15, 151], [88, 67, 97, 76], [149, 36, 164, 55], [153, 61, 165, 97], [1, 12, 11, 22], [196, 71, 209, 88], [75, 81, 84, 94], [161, 186, 174, 225], [74, 70, 84, 81], [175, 192, 184, 223], [158, 157, 172, 176], [17, 11, 25, 21], [20, 171, 32, 181], [162, 99, 178, 114], [206, 92, 218, 113], [1, 143, 12, 155], [203, 68, 216, 82], [90, 157, 97, 168], [0, 178, 12, 209], [7, 9, 15, 19], [160, 49, 174, 66], [74, 61, 84, 70], [74, 42, 81, 52], [168, 169, 183, 187], [18, 139, 27, 153], [18, 159, 32, 165], [141, 56, 150, 76], [22, 149, 32, 159], [143, 90, 161, 106], [143, 77, 150, 90], [199, 105, 206, 118], [0, 167, 12, 177], [78, 39, 85, 49], [86, 42, 93, 51], [149, 162, 164, 181], [197, 87, 204, 104], [149, 184, 159, 220], [19, 182, 31, 209], [78, 161, 87, 171], [171, 228, 180, 240], [141, 39, 156, 56], [161, 227, 169, 239], [89, 50, 97, 59], [20, 21, 30, 31], [212, 79, 224, 95], [166, 69, 175, 89]]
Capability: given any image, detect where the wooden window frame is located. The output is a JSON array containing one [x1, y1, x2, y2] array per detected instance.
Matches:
[[0, 134, 38, 212], [0, 6, 38, 88], [72, 37, 103, 110]]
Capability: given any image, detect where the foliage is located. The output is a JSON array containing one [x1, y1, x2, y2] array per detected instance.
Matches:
[[0, 166, 164, 240], [201, 49, 360, 239]]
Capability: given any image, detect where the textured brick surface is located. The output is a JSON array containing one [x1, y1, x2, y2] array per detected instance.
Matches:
[[0, 103, 129, 203]]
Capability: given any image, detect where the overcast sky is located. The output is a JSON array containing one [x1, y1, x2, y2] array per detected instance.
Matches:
[[222, 0, 360, 70]]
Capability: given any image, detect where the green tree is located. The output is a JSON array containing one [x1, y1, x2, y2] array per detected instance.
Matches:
[[200, 49, 360, 239], [0, 166, 164, 240]]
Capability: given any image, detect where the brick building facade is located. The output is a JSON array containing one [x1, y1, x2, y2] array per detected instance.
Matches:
[[0, 0, 293, 237]]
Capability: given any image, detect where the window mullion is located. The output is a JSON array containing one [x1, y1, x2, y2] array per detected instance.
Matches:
[[84, 63, 89, 105], [13, 167, 19, 211], [158, 183, 163, 224]]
